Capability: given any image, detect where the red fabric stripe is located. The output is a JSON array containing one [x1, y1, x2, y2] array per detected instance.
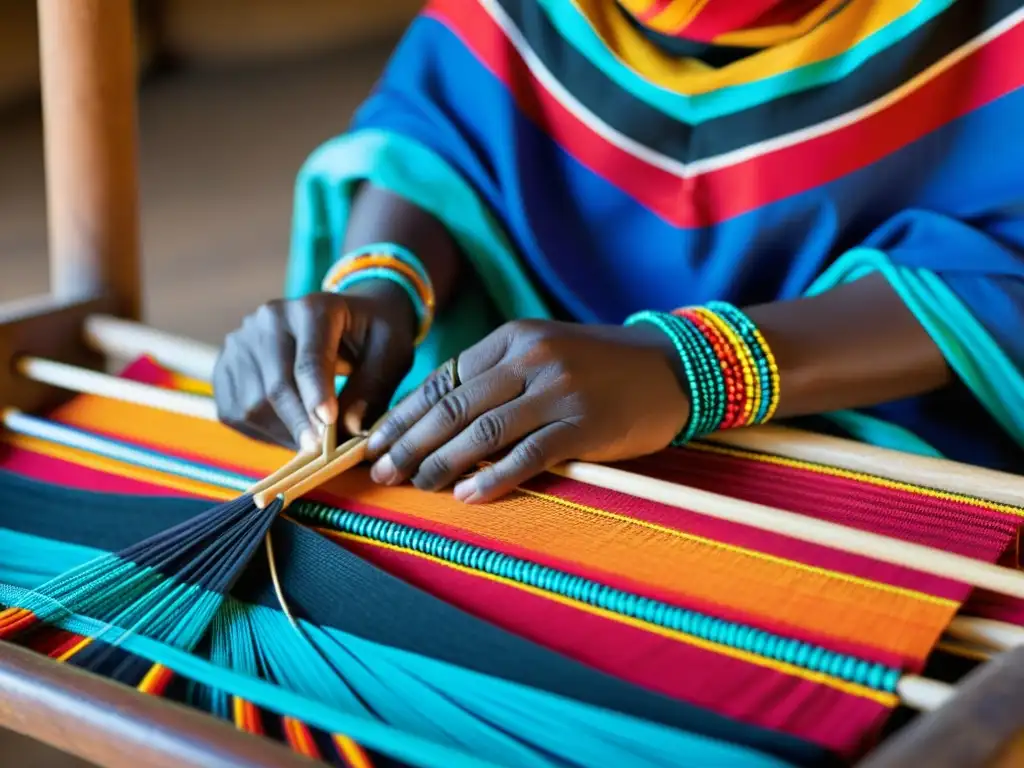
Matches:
[[427, 0, 1024, 227], [683, 0, 827, 40], [343, 536, 891, 758]]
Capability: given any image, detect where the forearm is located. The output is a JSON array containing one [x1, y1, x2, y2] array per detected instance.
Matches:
[[745, 274, 951, 418], [341, 182, 462, 311]]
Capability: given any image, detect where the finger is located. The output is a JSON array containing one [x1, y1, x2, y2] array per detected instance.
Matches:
[[337, 320, 413, 438], [371, 366, 526, 487], [287, 299, 346, 428], [454, 420, 581, 504], [409, 392, 544, 491], [366, 326, 513, 458], [213, 337, 296, 448], [250, 326, 317, 452]]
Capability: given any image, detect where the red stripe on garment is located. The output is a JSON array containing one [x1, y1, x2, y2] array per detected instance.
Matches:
[[341, 535, 891, 758], [635, 0, 676, 23], [684, 0, 829, 40], [427, 0, 1024, 227]]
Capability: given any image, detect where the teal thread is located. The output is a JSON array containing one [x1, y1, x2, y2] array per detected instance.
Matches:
[[292, 500, 901, 693]]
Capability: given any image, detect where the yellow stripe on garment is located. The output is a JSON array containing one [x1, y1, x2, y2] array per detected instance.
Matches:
[[324, 529, 899, 707], [688, 441, 1024, 517], [706, 0, 848, 48], [568, 0, 919, 94], [644, 0, 712, 34]]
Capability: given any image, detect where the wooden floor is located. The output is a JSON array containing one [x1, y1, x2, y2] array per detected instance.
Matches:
[[0, 41, 390, 767]]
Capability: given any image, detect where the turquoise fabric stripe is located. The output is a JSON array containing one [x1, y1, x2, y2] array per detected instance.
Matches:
[[538, 0, 955, 124], [0, 580, 794, 768], [287, 129, 549, 402], [807, 247, 1024, 457]]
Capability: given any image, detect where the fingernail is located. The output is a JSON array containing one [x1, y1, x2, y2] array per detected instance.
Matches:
[[453, 478, 479, 503], [344, 400, 367, 436], [315, 402, 336, 427], [371, 454, 397, 485], [299, 430, 319, 453]]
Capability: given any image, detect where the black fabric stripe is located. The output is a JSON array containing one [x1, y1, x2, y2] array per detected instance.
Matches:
[[618, 2, 762, 65], [494, 0, 1019, 163], [0, 471, 835, 766]]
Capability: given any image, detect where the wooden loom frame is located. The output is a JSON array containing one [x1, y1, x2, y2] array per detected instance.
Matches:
[[1, 1, 1024, 766]]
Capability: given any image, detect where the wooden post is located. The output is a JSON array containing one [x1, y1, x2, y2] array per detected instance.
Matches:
[[37, 0, 142, 320]]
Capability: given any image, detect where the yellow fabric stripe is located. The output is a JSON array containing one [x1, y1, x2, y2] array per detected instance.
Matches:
[[568, 0, 919, 95], [56, 636, 93, 663], [328, 529, 899, 706], [710, 0, 849, 48], [647, 0, 712, 33], [690, 441, 1024, 517], [516, 486, 957, 608]]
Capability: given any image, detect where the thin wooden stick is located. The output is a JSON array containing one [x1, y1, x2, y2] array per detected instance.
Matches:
[[246, 451, 318, 496], [945, 617, 1024, 653], [83, 315, 219, 382], [17, 356, 217, 421], [552, 461, 1024, 600], [253, 436, 362, 509], [279, 438, 369, 510], [898, 675, 954, 712]]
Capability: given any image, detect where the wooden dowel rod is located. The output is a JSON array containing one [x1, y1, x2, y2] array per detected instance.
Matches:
[[946, 617, 1024, 653], [17, 356, 217, 421], [897, 675, 954, 712], [84, 315, 219, 382], [74, 321, 1024, 507], [37, 0, 141, 320], [708, 425, 1024, 507], [553, 461, 1024, 600], [0, 641, 316, 768]]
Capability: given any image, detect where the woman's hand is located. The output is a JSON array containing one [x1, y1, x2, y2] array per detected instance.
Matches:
[[365, 319, 690, 503], [213, 280, 416, 451]]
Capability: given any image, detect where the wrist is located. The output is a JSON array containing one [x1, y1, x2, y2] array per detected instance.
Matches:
[[335, 279, 419, 341]]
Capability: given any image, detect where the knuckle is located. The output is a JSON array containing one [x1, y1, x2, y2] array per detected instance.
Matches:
[[292, 356, 321, 381], [387, 438, 417, 472], [414, 453, 453, 490], [375, 415, 408, 446], [513, 438, 546, 470], [435, 393, 469, 430], [471, 413, 505, 449], [420, 372, 453, 409]]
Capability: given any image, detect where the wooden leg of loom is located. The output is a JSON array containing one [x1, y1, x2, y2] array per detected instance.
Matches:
[[861, 645, 1024, 768]]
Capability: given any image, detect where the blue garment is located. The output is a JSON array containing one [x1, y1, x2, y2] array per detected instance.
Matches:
[[287, 3, 1024, 471]]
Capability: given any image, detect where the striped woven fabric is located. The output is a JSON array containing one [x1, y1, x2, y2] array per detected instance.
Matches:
[[0, 356, 1021, 766]]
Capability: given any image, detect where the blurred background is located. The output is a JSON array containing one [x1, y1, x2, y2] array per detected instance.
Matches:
[[0, 0, 421, 343], [0, 0, 419, 764]]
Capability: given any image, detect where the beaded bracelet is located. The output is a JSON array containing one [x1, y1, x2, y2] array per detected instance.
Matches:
[[624, 302, 780, 445], [321, 243, 436, 346]]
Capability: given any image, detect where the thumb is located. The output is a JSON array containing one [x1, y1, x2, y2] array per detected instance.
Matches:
[[337, 321, 413, 436]]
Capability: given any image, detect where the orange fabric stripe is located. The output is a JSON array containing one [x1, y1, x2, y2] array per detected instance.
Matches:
[[55, 636, 93, 663], [319, 471, 953, 661], [283, 717, 322, 759], [334, 734, 376, 768], [137, 663, 174, 696]]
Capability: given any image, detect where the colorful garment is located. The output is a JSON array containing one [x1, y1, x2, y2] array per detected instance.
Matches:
[[286, 0, 1024, 471]]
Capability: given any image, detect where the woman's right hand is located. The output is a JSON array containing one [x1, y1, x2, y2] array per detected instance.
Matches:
[[212, 280, 417, 451]]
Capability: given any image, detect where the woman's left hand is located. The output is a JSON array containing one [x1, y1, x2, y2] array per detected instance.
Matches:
[[364, 319, 690, 503]]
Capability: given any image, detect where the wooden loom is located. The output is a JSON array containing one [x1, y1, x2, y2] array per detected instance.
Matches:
[[3, 1, 1024, 766]]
